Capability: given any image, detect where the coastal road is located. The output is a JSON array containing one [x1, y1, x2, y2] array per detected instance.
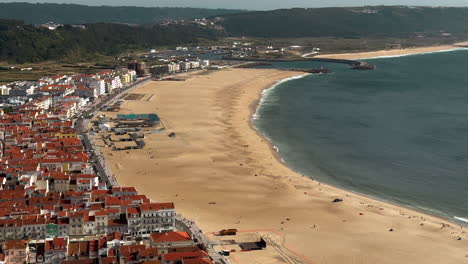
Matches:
[[75, 77, 151, 187], [176, 214, 231, 264], [75, 75, 229, 262]]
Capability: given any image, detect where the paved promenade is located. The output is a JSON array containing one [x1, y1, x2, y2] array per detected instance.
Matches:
[[75, 77, 150, 187], [74, 76, 229, 263], [176, 214, 231, 264]]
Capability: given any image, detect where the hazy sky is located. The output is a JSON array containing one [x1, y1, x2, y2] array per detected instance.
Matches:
[[1, 0, 468, 10]]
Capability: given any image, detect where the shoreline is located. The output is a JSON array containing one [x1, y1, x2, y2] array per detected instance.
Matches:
[[354, 47, 468, 60], [314, 42, 468, 60], [99, 68, 468, 263], [247, 75, 311, 166], [249, 72, 467, 227]]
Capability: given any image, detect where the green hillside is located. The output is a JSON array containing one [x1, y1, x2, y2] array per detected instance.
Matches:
[[0, 2, 244, 24], [219, 6, 468, 38], [0, 19, 220, 63]]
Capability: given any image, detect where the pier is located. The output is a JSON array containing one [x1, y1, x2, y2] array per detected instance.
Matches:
[[227, 57, 376, 70]]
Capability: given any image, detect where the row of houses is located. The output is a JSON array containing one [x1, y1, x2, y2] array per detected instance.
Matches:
[[0, 69, 137, 106], [150, 60, 210, 76], [0, 95, 213, 263], [3, 231, 208, 264]]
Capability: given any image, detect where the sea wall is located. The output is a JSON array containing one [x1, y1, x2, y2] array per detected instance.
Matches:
[[226, 57, 375, 70]]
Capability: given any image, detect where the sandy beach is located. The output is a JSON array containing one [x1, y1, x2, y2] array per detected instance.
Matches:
[[98, 68, 468, 263], [315, 42, 468, 59]]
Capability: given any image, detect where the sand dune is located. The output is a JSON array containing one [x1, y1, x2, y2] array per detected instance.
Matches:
[[99, 68, 468, 263]]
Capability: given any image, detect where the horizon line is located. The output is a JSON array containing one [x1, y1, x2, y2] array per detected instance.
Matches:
[[2, 2, 468, 11]]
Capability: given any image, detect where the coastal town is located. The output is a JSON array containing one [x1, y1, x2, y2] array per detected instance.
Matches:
[[1, 45, 468, 263], [0, 58, 231, 263], [3, 3, 468, 263]]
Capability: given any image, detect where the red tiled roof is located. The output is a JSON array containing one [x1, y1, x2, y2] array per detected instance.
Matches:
[[112, 187, 137, 193], [4, 240, 27, 250], [140, 203, 174, 212], [127, 207, 140, 217], [100, 257, 118, 264], [62, 260, 95, 264], [95, 209, 119, 217], [150, 232, 191, 243], [163, 250, 208, 261], [184, 258, 214, 264], [67, 241, 90, 257], [91, 190, 110, 196], [107, 232, 123, 241], [39, 84, 74, 92], [54, 237, 67, 249], [120, 245, 158, 262]]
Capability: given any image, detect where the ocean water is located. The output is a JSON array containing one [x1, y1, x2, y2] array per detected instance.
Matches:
[[253, 49, 468, 222]]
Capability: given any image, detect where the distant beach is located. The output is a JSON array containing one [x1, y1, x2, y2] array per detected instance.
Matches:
[[315, 42, 468, 60], [97, 68, 468, 264]]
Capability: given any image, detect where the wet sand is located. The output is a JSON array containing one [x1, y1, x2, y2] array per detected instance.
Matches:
[[99, 68, 468, 263], [315, 42, 468, 59]]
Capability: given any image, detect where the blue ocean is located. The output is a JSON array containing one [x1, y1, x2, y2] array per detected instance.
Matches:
[[254, 49, 468, 223]]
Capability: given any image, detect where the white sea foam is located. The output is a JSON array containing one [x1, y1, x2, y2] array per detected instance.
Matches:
[[251, 74, 310, 166], [250, 64, 468, 224], [454, 216, 468, 223], [357, 47, 468, 60], [252, 73, 310, 121], [273, 145, 279, 152]]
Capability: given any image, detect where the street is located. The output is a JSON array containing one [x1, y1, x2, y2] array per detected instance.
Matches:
[[75, 77, 150, 187], [73, 76, 229, 263], [176, 214, 231, 264]]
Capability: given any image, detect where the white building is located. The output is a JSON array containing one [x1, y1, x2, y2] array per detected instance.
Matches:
[[168, 63, 180, 73], [201, 60, 210, 68], [21, 220, 46, 240], [111, 76, 123, 91], [75, 86, 97, 99], [90, 79, 106, 96], [190, 61, 200, 69], [83, 217, 96, 235], [55, 95, 87, 109], [179, 62, 191, 71], [8, 85, 36, 96], [126, 203, 176, 236], [33, 97, 52, 110], [0, 85, 10, 95], [26, 86, 36, 96]]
